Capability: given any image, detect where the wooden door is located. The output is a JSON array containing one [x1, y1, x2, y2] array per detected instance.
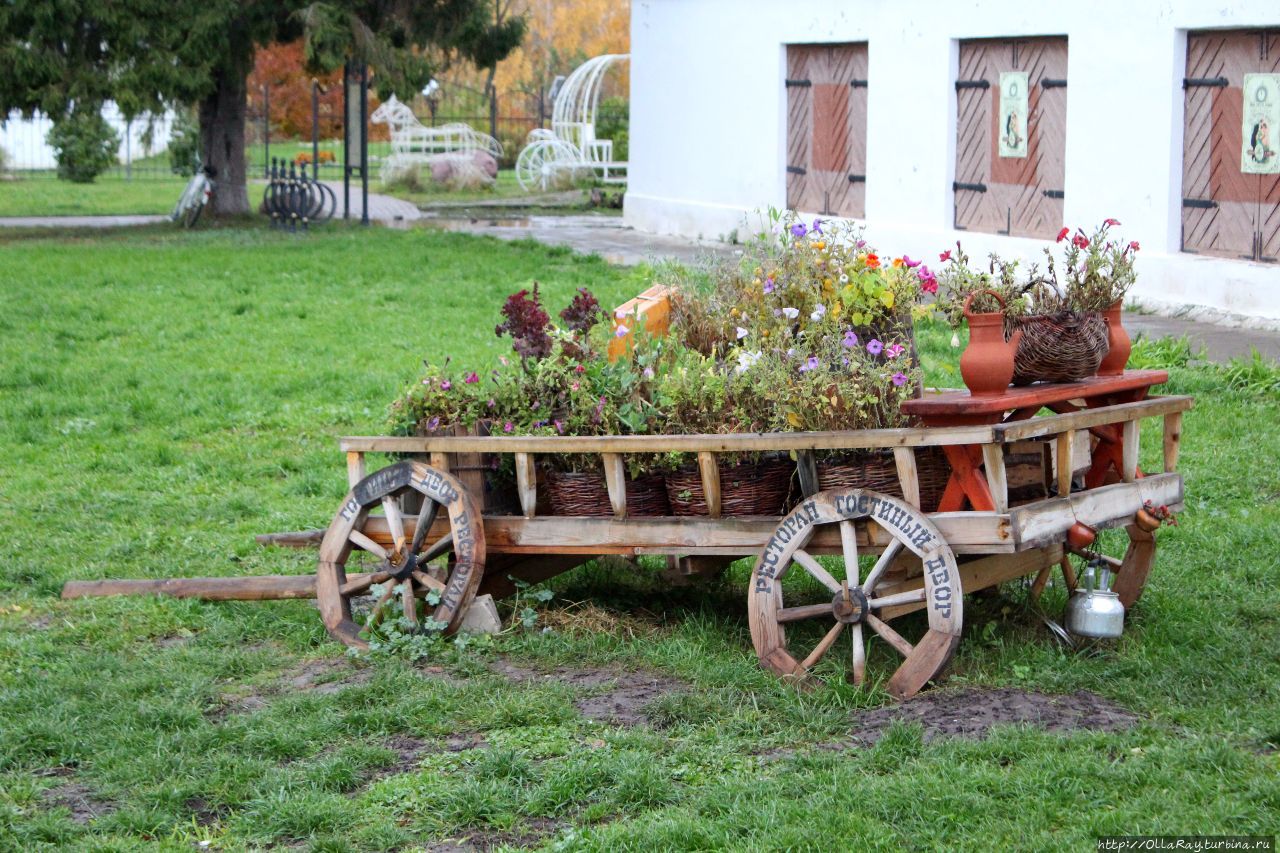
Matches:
[[786, 43, 868, 218], [954, 37, 1068, 239], [1182, 29, 1280, 261]]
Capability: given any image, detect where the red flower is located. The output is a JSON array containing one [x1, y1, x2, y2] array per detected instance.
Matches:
[[1056, 227, 1070, 243], [939, 249, 952, 262], [1072, 234, 1090, 250], [1104, 218, 1121, 227], [1129, 240, 1140, 252]]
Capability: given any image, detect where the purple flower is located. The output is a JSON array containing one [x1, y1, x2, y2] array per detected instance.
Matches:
[[554, 420, 564, 434], [426, 416, 441, 431], [842, 329, 859, 348], [811, 218, 824, 235], [866, 339, 884, 356], [885, 343, 905, 359], [503, 421, 514, 433], [440, 379, 452, 391], [773, 308, 783, 317], [782, 307, 800, 320], [790, 222, 808, 239], [487, 398, 496, 408], [464, 371, 479, 384], [892, 372, 909, 387], [615, 324, 630, 338], [799, 356, 820, 372], [763, 276, 775, 294], [902, 255, 921, 268], [643, 366, 655, 379], [736, 326, 749, 339], [855, 239, 867, 249]]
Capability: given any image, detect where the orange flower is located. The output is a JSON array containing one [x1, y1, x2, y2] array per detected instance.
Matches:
[[892, 257, 904, 269], [864, 253, 881, 270]]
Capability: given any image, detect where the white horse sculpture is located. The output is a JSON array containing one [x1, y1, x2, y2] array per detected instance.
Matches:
[[515, 54, 629, 191], [370, 95, 503, 179]]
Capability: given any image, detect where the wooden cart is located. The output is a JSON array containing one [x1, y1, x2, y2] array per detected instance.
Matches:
[[306, 370, 1191, 699]]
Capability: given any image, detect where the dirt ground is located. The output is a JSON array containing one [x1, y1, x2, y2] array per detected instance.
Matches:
[[492, 658, 689, 727]]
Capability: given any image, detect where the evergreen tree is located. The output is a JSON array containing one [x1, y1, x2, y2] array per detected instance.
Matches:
[[0, 1, 524, 213]]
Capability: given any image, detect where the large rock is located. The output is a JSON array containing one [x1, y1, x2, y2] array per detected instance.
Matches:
[[471, 150, 498, 179]]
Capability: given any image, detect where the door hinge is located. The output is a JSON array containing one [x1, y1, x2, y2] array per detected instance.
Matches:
[[1181, 197, 1218, 209], [953, 181, 988, 193], [1043, 189, 1065, 199], [955, 80, 991, 90], [1041, 78, 1067, 88], [787, 166, 807, 176], [849, 79, 868, 88], [847, 174, 866, 184], [1182, 77, 1228, 89], [785, 78, 812, 88]]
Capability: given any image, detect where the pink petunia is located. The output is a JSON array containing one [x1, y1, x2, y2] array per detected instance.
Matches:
[[1129, 241, 1140, 251], [464, 371, 479, 384], [503, 421, 514, 433], [1104, 218, 1121, 227], [1056, 227, 1070, 243], [939, 249, 952, 262], [885, 343, 905, 359], [440, 380, 452, 391]]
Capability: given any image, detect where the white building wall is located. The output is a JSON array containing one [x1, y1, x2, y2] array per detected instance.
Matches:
[[627, 0, 1280, 324], [1, 104, 174, 171]]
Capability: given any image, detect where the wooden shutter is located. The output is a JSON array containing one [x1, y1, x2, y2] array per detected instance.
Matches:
[[786, 43, 868, 218], [954, 37, 1067, 239], [1183, 29, 1280, 261]]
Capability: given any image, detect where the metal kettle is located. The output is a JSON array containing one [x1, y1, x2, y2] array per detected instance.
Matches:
[[1065, 557, 1126, 639]]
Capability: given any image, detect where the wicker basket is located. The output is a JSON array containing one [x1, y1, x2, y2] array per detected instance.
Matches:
[[1006, 282, 1109, 384], [544, 469, 670, 517], [665, 458, 794, 517], [815, 447, 951, 512]]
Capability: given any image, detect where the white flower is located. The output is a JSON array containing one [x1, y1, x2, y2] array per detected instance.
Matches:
[[951, 332, 961, 348], [839, 274, 849, 284], [736, 326, 749, 339], [735, 349, 762, 373], [782, 307, 800, 319], [810, 304, 827, 322]]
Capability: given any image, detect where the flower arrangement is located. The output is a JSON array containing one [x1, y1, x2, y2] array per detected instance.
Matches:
[[1048, 219, 1139, 312]]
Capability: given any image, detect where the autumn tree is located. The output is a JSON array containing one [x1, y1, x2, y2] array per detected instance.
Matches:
[[0, 1, 524, 215]]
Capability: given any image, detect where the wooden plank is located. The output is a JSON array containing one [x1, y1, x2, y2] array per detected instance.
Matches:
[[892, 446, 920, 508], [795, 450, 820, 498], [256, 528, 325, 548], [876, 546, 1062, 620], [992, 395, 1193, 443], [346, 451, 366, 488], [514, 452, 537, 518], [1008, 473, 1183, 549], [1056, 429, 1074, 497], [340, 424, 999, 455], [62, 573, 342, 601], [601, 452, 628, 518], [698, 451, 722, 518], [1121, 420, 1139, 483], [430, 451, 450, 472], [607, 284, 672, 362], [902, 371, 1170, 418], [1163, 411, 1183, 473], [981, 443, 1009, 513]]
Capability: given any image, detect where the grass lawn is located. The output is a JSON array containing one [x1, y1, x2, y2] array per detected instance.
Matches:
[[0, 225, 1277, 850], [0, 174, 189, 218]]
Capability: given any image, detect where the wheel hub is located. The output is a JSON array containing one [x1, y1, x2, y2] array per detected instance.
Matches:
[[386, 549, 416, 581], [832, 586, 869, 624]]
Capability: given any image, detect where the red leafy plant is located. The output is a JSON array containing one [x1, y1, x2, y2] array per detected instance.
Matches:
[[495, 283, 553, 361]]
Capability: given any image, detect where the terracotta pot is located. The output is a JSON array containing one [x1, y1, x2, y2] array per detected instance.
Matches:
[[1098, 300, 1130, 376], [1067, 522, 1097, 550], [1134, 508, 1161, 533], [960, 289, 1022, 395]]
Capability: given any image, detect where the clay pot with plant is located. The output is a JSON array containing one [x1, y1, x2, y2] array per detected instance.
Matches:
[[960, 289, 1022, 396]]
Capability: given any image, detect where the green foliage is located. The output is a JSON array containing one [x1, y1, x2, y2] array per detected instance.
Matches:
[[166, 107, 200, 177], [1128, 334, 1201, 370], [596, 96, 629, 161], [46, 108, 119, 183]]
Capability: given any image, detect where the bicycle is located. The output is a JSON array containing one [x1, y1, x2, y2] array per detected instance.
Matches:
[[171, 164, 217, 228]]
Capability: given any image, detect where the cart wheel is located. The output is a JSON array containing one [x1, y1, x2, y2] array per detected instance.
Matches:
[[515, 141, 557, 191], [316, 460, 485, 648], [748, 490, 963, 699]]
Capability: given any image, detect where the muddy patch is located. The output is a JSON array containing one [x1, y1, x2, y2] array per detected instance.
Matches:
[[423, 817, 565, 852], [493, 658, 688, 727], [843, 687, 1139, 745], [211, 658, 373, 719], [359, 732, 488, 791], [184, 796, 227, 826], [40, 781, 114, 825]]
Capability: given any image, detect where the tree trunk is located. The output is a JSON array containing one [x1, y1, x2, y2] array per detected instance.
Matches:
[[199, 67, 252, 216]]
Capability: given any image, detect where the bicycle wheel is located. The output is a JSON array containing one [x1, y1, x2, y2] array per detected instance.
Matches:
[[171, 175, 201, 222]]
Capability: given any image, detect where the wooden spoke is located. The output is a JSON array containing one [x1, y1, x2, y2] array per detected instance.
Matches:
[[339, 570, 391, 597], [409, 499, 439, 556], [411, 569, 445, 592], [777, 602, 835, 623], [861, 539, 903, 595], [365, 581, 399, 628], [348, 529, 388, 560], [800, 621, 846, 669], [866, 613, 914, 658], [317, 461, 486, 649], [420, 532, 455, 564], [868, 588, 927, 609], [851, 623, 866, 685], [382, 497, 407, 553], [402, 579, 417, 625], [839, 521, 859, 585], [792, 550, 843, 595]]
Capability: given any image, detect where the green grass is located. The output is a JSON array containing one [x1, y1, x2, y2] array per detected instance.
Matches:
[[0, 226, 1278, 850], [0, 173, 189, 217]]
